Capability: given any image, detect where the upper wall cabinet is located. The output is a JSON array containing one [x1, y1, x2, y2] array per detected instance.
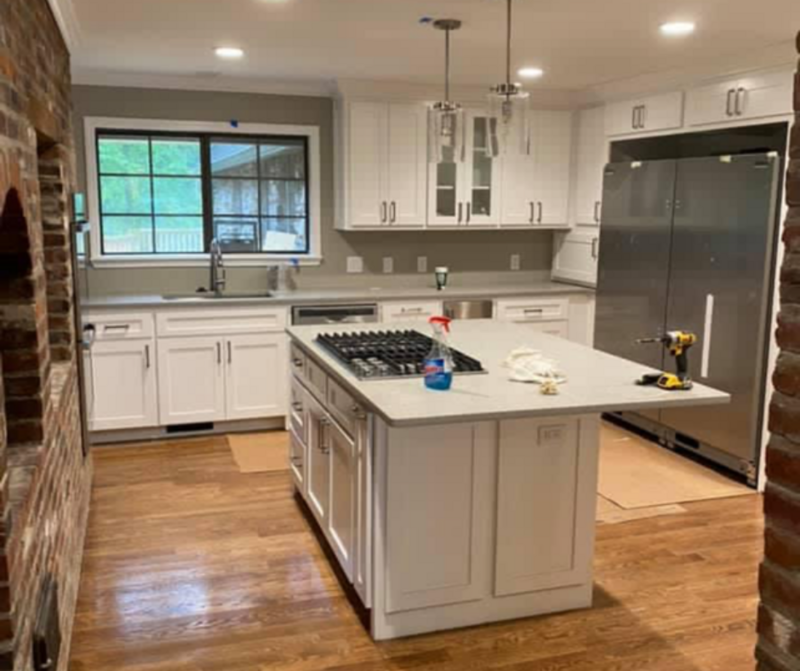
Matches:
[[429, 110, 502, 228], [685, 69, 794, 127], [338, 101, 428, 230], [605, 91, 684, 136], [573, 107, 607, 227], [499, 111, 573, 228]]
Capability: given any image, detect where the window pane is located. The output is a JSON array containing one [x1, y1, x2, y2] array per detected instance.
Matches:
[[212, 178, 258, 216], [98, 137, 150, 175], [102, 216, 153, 254], [213, 217, 258, 253], [154, 177, 203, 215], [155, 217, 204, 253], [211, 142, 257, 177], [261, 218, 307, 252], [260, 180, 306, 217], [100, 176, 152, 214], [259, 141, 305, 178], [152, 138, 201, 175]]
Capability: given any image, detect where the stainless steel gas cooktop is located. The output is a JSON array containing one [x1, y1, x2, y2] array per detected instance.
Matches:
[[315, 329, 485, 380]]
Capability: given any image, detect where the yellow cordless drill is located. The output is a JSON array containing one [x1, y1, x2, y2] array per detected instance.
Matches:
[[635, 331, 698, 391]]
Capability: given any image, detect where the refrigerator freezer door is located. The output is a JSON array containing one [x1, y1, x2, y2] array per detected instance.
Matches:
[[594, 160, 678, 392], [659, 154, 780, 471]]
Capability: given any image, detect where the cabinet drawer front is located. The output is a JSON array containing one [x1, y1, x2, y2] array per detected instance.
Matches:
[[289, 427, 306, 492], [305, 355, 328, 404], [496, 298, 568, 322], [290, 378, 307, 442], [327, 377, 364, 437], [381, 301, 442, 322], [156, 307, 287, 337], [289, 342, 306, 377], [88, 312, 155, 340]]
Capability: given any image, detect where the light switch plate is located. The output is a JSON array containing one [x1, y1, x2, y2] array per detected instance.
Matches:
[[417, 256, 428, 273], [347, 256, 364, 273], [510, 254, 521, 271], [383, 257, 394, 274]]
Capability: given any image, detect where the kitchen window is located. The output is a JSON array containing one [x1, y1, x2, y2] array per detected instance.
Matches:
[[85, 118, 321, 267]]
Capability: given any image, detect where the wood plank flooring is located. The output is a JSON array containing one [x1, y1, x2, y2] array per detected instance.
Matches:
[[69, 435, 764, 671]]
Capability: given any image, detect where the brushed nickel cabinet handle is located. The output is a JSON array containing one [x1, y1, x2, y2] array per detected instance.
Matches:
[[631, 105, 637, 129], [390, 201, 397, 223], [217, 342, 222, 365], [537, 201, 543, 223], [530, 201, 535, 224], [726, 89, 735, 117], [145, 344, 150, 369], [381, 201, 387, 223], [736, 87, 746, 116], [227, 341, 232, 364], [466, 202, 472, 224], [594, 200, 601, 223], [291, 401, 303, 412], [292, 358, 304, 368], [457, 202, 463, 224], [591, 237, 598, 260]]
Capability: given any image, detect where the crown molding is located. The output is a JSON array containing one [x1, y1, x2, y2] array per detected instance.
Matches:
[[47, 0, 81, 53], [71, 68, 337, 99]]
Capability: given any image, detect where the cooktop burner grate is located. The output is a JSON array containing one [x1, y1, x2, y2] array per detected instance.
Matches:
[[315, 329, 485, 380]]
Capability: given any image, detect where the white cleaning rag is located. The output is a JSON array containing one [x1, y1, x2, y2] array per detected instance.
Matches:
[[503, 347, 567, 385]]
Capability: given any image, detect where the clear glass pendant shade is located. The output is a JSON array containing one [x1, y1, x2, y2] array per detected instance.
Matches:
[[487, 85, 529, 157], [428, 102, 465, 164]]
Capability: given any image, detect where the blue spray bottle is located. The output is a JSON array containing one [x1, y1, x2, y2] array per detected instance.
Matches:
[[424, 316, 454, 391]]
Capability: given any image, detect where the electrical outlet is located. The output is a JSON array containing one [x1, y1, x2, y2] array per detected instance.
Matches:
[[417, 256, 428, 273], [510, 254, 521, 271], [346, 256, 364, 273], [383, 257, 394, 274]]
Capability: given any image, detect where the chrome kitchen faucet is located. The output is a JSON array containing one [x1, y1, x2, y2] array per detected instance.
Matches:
[[209, 239, 226, 296]]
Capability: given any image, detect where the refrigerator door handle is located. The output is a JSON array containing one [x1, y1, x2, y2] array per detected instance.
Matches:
[[701, 294, 715, 379]]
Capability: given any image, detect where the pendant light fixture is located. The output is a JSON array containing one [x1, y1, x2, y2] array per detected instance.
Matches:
[[487, 0, 529, 156], [428, 19, 465, 164]]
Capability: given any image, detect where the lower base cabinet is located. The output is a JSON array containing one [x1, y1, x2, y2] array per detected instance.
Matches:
[[328, 420, 357, 580]]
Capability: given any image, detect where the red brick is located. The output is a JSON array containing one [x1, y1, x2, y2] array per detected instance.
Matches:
[[791, 121, 800, 161], [767, 436, 800, 489], [6, 420, 43, 445], [5, 398, 43, 421], [764, 483, 800, 536], [760, 560, 800, 622], [770, 392, 800, 442], [759, 604, 800, 659], [774, 353, 800, 397], [789, 161, 800, 208], [766, 526, 800, 573]]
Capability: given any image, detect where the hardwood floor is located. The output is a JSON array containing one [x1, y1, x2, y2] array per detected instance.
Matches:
[[69, 435, 764, 671]]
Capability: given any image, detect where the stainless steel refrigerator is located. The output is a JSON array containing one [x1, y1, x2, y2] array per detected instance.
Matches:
[[594, 153, 781, 485]]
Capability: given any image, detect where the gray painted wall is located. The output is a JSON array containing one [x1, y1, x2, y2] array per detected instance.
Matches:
[[72, 84, 554, 296]]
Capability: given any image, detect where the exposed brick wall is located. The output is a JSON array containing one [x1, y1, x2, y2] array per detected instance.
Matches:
[[757, 33, 800, 671], [0, 1, 92, 670]]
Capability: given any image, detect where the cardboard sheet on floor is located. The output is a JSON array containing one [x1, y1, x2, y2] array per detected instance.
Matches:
[[228, 432, 289, 473], [598, 423, 753, 509]]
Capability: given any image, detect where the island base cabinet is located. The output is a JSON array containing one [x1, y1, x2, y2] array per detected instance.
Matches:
[[371, 415, 600, 640], [328, 420, 357, 581]]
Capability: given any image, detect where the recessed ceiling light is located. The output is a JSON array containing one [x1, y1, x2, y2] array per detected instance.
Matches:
[[517, 67, 544, 79], [215, 47, 245, 60], [660, 22, 696, 37]]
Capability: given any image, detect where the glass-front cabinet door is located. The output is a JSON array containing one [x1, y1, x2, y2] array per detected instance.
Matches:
[[427, 110, 500, 227]]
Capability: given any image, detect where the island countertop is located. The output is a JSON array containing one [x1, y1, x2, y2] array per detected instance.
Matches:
[[286, 320, 730, 428]]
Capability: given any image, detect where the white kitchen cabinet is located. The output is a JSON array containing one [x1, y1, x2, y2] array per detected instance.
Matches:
[[354, 414, 372, 608], [225, 333, 287, 421], [499, 111, 572, 228], [429, 110, 501, 227], [605, 91, 684, 136], [573, 107, 607, 226], [685, 69, 794, 127], [157, 336, 227, 425], [90, 339, 159, 431], [306, 396, 331, 526], [381, 300, 442, 322], [340, 101, 427, 229], [495, 417, 592, 596], [552, 230, 599, 288], [327, 418, 357, 580]]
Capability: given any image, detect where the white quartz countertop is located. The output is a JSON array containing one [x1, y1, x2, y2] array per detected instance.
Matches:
[[287, 320, 730, 427], [83, 281, 592, 310]]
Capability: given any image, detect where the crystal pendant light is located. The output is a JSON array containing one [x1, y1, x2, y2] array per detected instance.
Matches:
[[428, 19, 465, 164], [487, 0, 529, 156]]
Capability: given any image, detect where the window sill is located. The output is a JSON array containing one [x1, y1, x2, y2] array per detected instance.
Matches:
[[88, 255, 322, 270]]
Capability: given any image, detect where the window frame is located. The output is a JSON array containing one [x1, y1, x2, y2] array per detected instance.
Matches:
[[84, 117, 322, 267]]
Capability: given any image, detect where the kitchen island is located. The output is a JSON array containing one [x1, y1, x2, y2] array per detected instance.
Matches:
[[285, 320, 729, 640]]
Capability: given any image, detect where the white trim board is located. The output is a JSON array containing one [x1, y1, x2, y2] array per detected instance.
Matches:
[[83, 116, 323, 269], [47, 0, 81, 53]]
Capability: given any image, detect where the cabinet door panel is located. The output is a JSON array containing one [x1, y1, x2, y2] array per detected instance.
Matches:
[[496, 418, 583, 596], [90, 340, 158, 431], [532, 111, 572, 226], [685, 79, 737, 127], [387, 103, 427, 228], [354, 415, 372, 608], [574, 107, 606, 226], [225, 334, 286, 421], [552, 230, 599, 287], [738, 70, 794, 120], [157, 337, 226, 425], [348, 102, 386, 228], [306, 398, 331, 525], [500, 146, 536, 227], [328, 420, 356, 580], [464, 112, 500, 226]]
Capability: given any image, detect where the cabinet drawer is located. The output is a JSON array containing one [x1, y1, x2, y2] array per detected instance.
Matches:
[[381, 301, 442, 322], [289, 427, 306, 492], [88, 312, 155, 340], [496, 297, 568, 323], [156, 307, 287, 337], [290, 378, 307, 442], [327, 377, 365, 438], [289, 342, 306, 378], [305, 355, 328, 404]]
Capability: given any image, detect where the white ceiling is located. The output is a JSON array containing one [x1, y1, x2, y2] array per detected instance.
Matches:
[[68, 0, 800, 94]]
